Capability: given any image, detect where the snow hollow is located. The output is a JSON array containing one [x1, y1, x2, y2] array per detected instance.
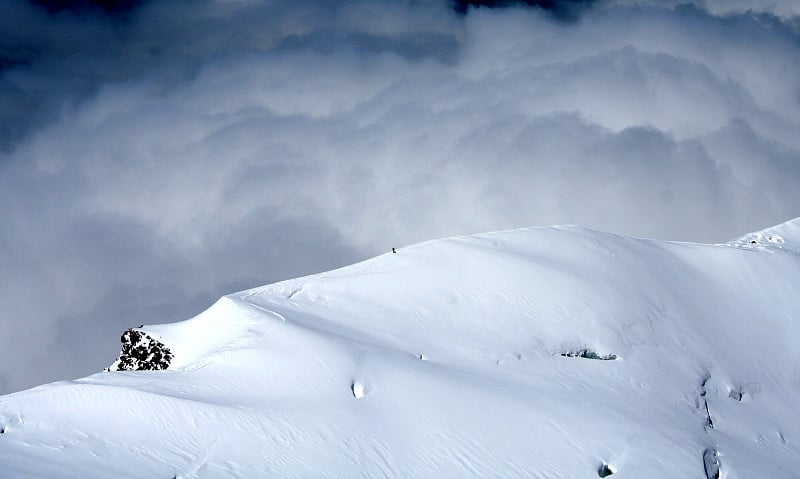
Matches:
[[2, 220, 800, 478]]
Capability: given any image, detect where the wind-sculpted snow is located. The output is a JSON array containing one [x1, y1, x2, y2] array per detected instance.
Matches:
[[2, 222, 800, 478], [728, 217, 800, 253]]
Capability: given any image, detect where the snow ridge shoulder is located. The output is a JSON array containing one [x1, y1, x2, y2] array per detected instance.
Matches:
[[727, 216, 800, 253]]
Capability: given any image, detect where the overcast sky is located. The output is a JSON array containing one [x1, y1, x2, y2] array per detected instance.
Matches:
[[1, 0, 798, 394]]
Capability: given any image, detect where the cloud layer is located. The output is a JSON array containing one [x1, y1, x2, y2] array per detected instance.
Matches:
[[1, 0, 798, 393]]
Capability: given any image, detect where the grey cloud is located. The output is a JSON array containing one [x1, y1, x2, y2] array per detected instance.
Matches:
[[27, 0, 146, 15], [3, 204, 360, 392], [606, 0, 800, 18], [0, 0, 461, 150], [451, 0, 599, 20], [0, 0, 799, 393]]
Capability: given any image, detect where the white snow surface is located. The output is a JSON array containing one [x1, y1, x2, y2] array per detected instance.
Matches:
[[728, 217, 800, 254], [2, 221, 800, 478]]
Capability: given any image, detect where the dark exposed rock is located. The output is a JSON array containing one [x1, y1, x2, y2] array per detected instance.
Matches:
[[105, 328, 173, 371], [729, 387, 743, 401], [699, 375, 714, 430], [598, 463, 614, 477], [703, 447, 721, 479], [559, 348, 617, 360]]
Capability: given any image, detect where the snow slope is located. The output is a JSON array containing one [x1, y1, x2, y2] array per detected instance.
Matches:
[[2, 220, 800, 478], [728, 217, 800, 253]]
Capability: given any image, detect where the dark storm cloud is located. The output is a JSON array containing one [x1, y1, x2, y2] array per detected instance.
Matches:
[[0, 0, 459, 151], [0, 0, 798, 393], [451, 0, 598, 21], [28, 0, 146, 15]]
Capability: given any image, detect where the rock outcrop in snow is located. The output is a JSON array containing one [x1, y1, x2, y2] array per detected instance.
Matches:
[[105, 329, 173, 371]]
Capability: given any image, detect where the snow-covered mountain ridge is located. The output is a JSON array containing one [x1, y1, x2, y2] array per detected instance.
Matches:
[[2, 219, 800, 478], [728, 217, 800, 254]]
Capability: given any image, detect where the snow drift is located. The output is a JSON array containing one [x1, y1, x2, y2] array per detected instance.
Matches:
[[2, 219, 800, 478]]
